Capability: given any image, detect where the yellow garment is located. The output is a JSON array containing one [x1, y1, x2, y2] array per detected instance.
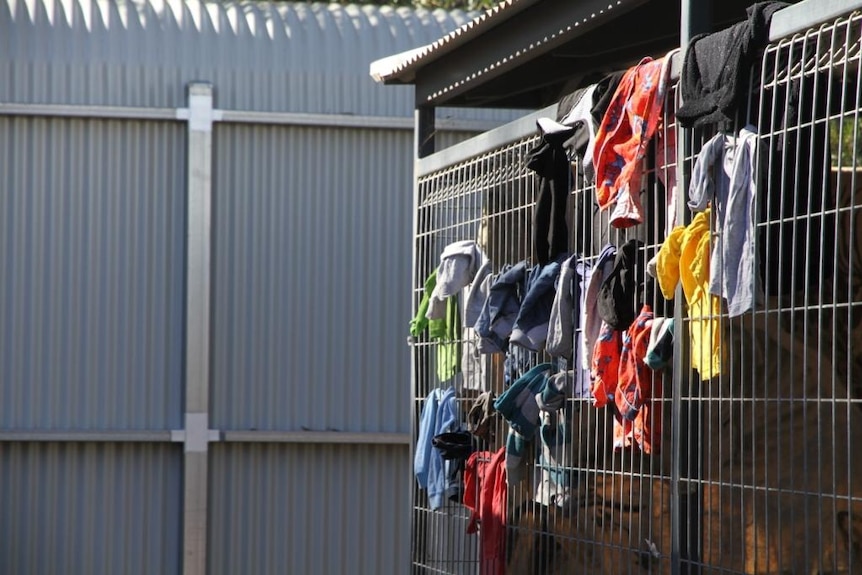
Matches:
[[655, 209, 722, 379]]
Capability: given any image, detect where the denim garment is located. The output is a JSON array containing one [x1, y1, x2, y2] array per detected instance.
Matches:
[[474, 261, 528, 352], [414, 386, 461, 510], [511, 257, 565, 352]]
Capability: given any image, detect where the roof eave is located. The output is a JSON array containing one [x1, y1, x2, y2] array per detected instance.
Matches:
[[369, 0, 542, 85]]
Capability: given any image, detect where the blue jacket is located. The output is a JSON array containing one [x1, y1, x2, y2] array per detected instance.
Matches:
[[511, 258, 565, 351], [414, 386, 461, 510], [474, 261, 528, 352]]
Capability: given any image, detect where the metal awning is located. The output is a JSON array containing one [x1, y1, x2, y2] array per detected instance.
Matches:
[[370, 0, 805, 109]]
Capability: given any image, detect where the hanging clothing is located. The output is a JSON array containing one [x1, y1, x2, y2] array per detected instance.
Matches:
[[414, 386, 462, 510], [597, 238, 645, 331], [462, 258, 493, 391], [583, 244, 617, 372], [534, 370, 575, 507], [654, 210, 723, 380], [560, 72, 626, 177], [511, 257, 565, 352], [475, 261, 529, 353], [466, 390, 497, 443], [688, 126, 763, 317], [591, 321, 622, 410], [593, 54, 674, 228], [546, 254, 593, 398], [645, 317, 674, 370], [463, 447, 508, 575], [493, 362, 555, 483], [426, 240, 486, 319], [573, 258, 593, 398], [470, 271, 498, 354], [615, 305, 662, 454], [546, 253, 578, 360], [528, 118, 575, 265], [558, 84, 599, 178], [591, 311, 661, 454], [410, 270, 461, 382], [676, 1, 788, 129]]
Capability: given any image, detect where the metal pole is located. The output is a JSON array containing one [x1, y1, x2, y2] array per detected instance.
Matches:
[[673, 2, 711, 574], [415, 106, 436, 159], [178, 82, 219, 575]]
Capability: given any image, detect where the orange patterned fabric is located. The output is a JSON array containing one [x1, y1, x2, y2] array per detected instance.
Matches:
[[591, 308, 662, 454], [593, 55, 672, 228], [615, 305, 662, 454], [590, 321, 621, 409]]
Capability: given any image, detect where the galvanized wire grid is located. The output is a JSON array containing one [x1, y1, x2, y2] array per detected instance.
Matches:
[[411, 10, 862, 574]]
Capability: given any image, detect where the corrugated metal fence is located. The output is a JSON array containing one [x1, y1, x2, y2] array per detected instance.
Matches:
[[0, 1, 523, 573], [411, 7, 862, 574]]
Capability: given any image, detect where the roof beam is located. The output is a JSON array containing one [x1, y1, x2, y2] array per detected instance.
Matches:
[[413, 0, 648, 106]]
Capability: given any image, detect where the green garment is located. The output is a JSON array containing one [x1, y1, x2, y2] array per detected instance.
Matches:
[[410, 270, 462, 382]]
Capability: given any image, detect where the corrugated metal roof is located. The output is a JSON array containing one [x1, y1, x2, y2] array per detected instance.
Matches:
[[371, 0, 644, 93], [370, 0, 540, 83], [0, 0, 516, 117]]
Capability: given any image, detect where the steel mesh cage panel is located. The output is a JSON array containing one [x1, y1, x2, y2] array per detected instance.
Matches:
[[679, 10, 862, 574], [410, 9, 862, 575], [412, 117, 673, 572]]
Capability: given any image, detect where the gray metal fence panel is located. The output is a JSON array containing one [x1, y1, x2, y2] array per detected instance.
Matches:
[[0, 0, 520, 125], [209, 123, 412, 433], [210, 124, 476, 434], [0, 116, 185, 430], [0, 442, 183, 575], [208, 443, 410, 575], [0, 0, 524, 572]]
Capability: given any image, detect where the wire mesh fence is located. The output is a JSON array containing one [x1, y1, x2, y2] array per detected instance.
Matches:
[[410, 9, 862, 574]]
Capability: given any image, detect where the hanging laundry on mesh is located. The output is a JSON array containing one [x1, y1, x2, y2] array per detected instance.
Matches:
[[557, 71, 624, 179], [533, 370, 576, 507], [474, 261, 528, 354], [410, 269, 461, 383], [546, 253, 593, 399], [461, 252, 493, 391], [676, 2, 789, 129], [590, 306, 662, 454], [651, 209, 723, 380], [687, 126, 763, 317], [597, 239, 645, 331], [527, 118, 575, 265], [414, 386, 462, 510], [510, 254, 566, 352], [492, 362, 576, 505], [593, 52, 675, 228], [411, 240, 491, 389], [463, 447, 507, 575], [582, 244, 618, 374], [473, 261, 539, 385]]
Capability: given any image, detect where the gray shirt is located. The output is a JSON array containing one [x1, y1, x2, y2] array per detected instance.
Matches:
[[688, 125, 762, 317]]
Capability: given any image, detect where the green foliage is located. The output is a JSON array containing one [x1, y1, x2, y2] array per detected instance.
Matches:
[[831, 117, 862, 168]]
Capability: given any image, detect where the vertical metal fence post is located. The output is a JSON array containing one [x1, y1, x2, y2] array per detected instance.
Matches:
[[416, 106, 436, 159], [410, 104, 435, 571], [673, 3, 711, 574], [176, 82, 220, 575]]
